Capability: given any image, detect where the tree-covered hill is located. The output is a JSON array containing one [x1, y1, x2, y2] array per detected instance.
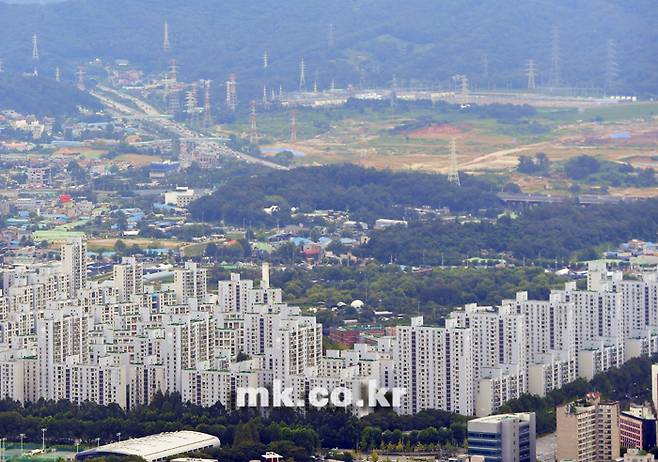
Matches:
[[188, 164, 500, 226], [363, 199, 658, 265], [0, 73, 101, 116], [0, 0, 656, 101]]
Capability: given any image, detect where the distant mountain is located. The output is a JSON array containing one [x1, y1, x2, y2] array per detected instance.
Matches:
[[0, 0, 656, 101]]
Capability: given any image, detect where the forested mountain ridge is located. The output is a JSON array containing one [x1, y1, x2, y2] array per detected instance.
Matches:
[[0, 74, 101, 116], [0, 0, 656, 99]]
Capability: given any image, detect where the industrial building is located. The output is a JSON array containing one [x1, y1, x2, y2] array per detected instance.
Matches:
[[75, 431, 220, 462]]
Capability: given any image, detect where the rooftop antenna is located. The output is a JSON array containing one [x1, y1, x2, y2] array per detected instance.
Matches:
[[330, 78, 336, 91], [605, 39, 618, 95], [290, 109, 297, 142], [299, 57, 306, 91], [279, 84, 283, 99], [55, 66, 60, 82], [447, 138, 461, 186], [203, 80, 213, 129], [32, 33, 39, 76], [263, 51, 269, 70], [549, 26, 561, 88], [313, 69, 319, 93], [526, 59, 537, 90], [482, 54, 489, 89], [249, 100, 258, 144], [163, 20, 171, 54], [76, 67, 85, 91], [328, 23, 335, 49]]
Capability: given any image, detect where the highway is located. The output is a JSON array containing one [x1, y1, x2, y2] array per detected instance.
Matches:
[[91, 84, 289, 170]]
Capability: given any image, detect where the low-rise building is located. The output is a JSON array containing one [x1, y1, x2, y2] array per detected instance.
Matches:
[[620, 404, 657, 451], [467, 412, 536, 462]]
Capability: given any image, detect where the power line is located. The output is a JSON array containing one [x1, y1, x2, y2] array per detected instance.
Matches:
[[549, 26, 561, 88], [447, 138, 461, 187], [526, 59, 537, 90], [605, 39, 618, 94], [163, 21, 171, 53], [299, 57, 306, 91]]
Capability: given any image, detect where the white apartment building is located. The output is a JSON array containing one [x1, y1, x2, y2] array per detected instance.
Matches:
[[61, 237, 87, 297], [174, 262, 207, 304], [4, 251, 658, 420], [395, 316, 474, 415], [113, 257, 144, 302]]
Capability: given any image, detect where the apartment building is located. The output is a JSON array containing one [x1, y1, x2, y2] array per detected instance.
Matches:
[[556, 392, 620, 462]]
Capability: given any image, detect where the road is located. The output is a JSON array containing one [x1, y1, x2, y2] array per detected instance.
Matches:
[[536, 433, 556, 462], [459, 142, 548, 170], [91, 85, 289, 170]]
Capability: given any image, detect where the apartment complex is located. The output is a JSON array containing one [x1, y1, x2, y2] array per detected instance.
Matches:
[[2, 246, 658, 420]]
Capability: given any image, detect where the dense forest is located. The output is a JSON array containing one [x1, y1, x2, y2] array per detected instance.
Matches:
[[0, 0, 656, 99], [0, 73, 101, 117], [363, 199, 658, 265], [262, 265, 567, 326], [0, 395, 467, 461], [188, 164, 500, 226]]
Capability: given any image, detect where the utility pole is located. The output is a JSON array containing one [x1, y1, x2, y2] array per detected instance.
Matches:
[[42, 428, 47, 451], [526, 59, 537, 90], [185, 83, 198, 127], [262, 85, 270, 109], [203, 80, 212, 129], [226, 73, 237, 111], [167, 59, 180, 114], [299, 57, 306, 91], [249, 100, 257, 144], [32, 33, 39, 76], [76, 67, 85, 91], [55, 66, 61, 82], [328, 23, 335, 49], [447, 138, 461, 186], [290, 109, 297, 142], [549, 26, 561, 88], [452, 75, 468, 95], [605, 39, 618, 95], [163, 20, 171, 53]]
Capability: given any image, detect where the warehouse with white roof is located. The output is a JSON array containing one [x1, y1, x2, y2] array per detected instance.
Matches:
[[75, 431, 220, 462]]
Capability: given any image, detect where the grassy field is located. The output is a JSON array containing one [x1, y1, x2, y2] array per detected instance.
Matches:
[[87, 237, 182, 251]]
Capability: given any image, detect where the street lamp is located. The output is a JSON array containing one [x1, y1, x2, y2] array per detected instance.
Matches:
[[96, 437, 101, 449], [41, 428, 47, 452], [75, 439, 81, 454], [20, 433, 25, 456], [116, 433, 121, 442]]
